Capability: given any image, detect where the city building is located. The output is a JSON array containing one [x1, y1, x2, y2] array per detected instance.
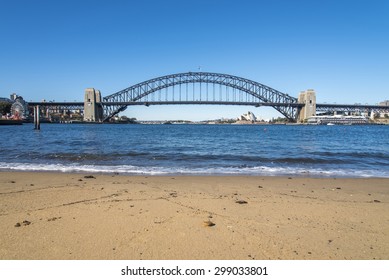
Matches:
[[0, 97, 12, 103], [379, 100, 389, 106]]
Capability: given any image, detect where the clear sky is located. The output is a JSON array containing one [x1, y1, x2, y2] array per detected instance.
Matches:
[[1, 0, 388, 121]]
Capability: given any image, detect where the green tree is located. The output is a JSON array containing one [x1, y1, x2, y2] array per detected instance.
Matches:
[[0, 102, 11, 115]]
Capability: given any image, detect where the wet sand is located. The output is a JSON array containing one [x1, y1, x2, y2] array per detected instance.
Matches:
[[0, 172, 388, 260]]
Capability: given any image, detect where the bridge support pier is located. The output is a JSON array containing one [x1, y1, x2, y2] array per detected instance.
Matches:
[[33, 105, 40, 130], [298, 89, 316, 122]]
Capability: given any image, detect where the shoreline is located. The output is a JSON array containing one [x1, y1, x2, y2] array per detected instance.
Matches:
[[1, 171, 388, 260], [2, 168, 388, 179], [3, 169, 389, 178]]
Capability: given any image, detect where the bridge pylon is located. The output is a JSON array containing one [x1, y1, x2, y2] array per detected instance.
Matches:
[[84, 88, 103, 122], [298, 89, 316, 122]]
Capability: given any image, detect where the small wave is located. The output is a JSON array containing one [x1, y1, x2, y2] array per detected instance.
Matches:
[[316, 151, 389, 160], [1, 162, 388, 178]]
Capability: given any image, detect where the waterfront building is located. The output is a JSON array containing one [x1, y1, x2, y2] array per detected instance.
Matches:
[[238, 111, 257, 122]]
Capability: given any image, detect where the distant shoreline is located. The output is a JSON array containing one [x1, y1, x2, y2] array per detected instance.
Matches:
[[10, 121, 388, 125]]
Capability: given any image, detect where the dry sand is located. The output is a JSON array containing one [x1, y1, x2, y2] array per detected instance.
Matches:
[[0, 172, 388, 260]]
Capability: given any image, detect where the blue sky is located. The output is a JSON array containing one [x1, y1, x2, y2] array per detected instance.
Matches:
[[1, 0, 388, 120]]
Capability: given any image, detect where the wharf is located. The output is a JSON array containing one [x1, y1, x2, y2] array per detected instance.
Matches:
[[0, 119, 23, 125]]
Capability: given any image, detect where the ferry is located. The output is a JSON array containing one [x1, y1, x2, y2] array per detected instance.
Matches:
[[307, 115, 369, 125]]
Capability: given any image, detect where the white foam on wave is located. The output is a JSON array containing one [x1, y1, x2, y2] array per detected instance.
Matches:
[[1, 162, 389, 178]]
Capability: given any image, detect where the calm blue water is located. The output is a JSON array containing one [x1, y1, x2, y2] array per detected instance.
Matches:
[[1, 123, 389, 177]]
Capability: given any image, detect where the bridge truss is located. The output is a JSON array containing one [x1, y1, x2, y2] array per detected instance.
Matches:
[[28, 102, 84, 111], [103, 72, 301, 122], [316, 103, 389, 114]]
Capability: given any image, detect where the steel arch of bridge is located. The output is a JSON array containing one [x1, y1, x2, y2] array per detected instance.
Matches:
[[103, 72, 301, 121]]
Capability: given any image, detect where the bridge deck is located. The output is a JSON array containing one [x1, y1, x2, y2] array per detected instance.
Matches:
[[28, 101, 388, 111]]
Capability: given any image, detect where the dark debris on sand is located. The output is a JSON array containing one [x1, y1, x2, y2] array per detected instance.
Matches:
[[15, 220, 31, 227], [235, 200, 248, 204]]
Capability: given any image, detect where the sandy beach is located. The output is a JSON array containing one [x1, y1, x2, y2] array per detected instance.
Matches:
[[0, 172, 388, 260]]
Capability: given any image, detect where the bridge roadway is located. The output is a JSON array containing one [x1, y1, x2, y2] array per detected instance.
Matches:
[[28, 101, 84, 110], [27, 100, 389, 112]]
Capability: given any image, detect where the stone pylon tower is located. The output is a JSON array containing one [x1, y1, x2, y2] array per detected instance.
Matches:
[[84, 88, 103, 122], [298, 89, 316, 122]]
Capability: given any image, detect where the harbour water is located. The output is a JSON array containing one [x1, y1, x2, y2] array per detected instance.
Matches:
[[1, 123, 388, 177]]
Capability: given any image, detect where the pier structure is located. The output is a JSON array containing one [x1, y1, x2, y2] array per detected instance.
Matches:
[[33, 105, 40, 130]]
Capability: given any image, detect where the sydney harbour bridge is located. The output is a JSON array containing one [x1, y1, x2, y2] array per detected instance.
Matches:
[[27, 72, 389, 123]]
